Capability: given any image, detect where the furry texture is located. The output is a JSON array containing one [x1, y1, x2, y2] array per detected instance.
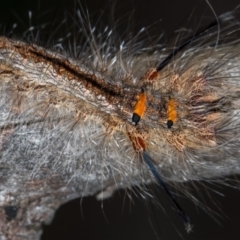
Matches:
[[1, 1, 240, 239]]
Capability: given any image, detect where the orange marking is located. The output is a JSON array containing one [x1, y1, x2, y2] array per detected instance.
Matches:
[[127, 132, 146, 152], [141, 68, 159, 83], [167, 99, 177, 124], [133, 91, 147, 118]]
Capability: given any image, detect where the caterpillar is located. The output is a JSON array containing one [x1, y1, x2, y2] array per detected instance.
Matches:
[[0, 0, 240, 239]]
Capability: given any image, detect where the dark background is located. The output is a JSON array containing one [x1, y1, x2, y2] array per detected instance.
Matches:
[[1, 0, 240, 240]]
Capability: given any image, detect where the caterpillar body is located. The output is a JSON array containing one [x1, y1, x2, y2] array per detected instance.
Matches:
[[0, 1, 240, 239]]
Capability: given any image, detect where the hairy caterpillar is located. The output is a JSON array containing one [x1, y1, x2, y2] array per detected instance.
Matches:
[[1, 0, 240, 239]]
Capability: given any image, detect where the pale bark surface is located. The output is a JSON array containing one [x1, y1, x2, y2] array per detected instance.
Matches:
[[0, 37, 130, 240]]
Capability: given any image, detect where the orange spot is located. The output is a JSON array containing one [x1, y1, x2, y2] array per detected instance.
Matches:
[[167, 99, 177, 125], [142, 68, 159, 82], [133, 92, 147, 118], [127, 132, 146, 152]]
